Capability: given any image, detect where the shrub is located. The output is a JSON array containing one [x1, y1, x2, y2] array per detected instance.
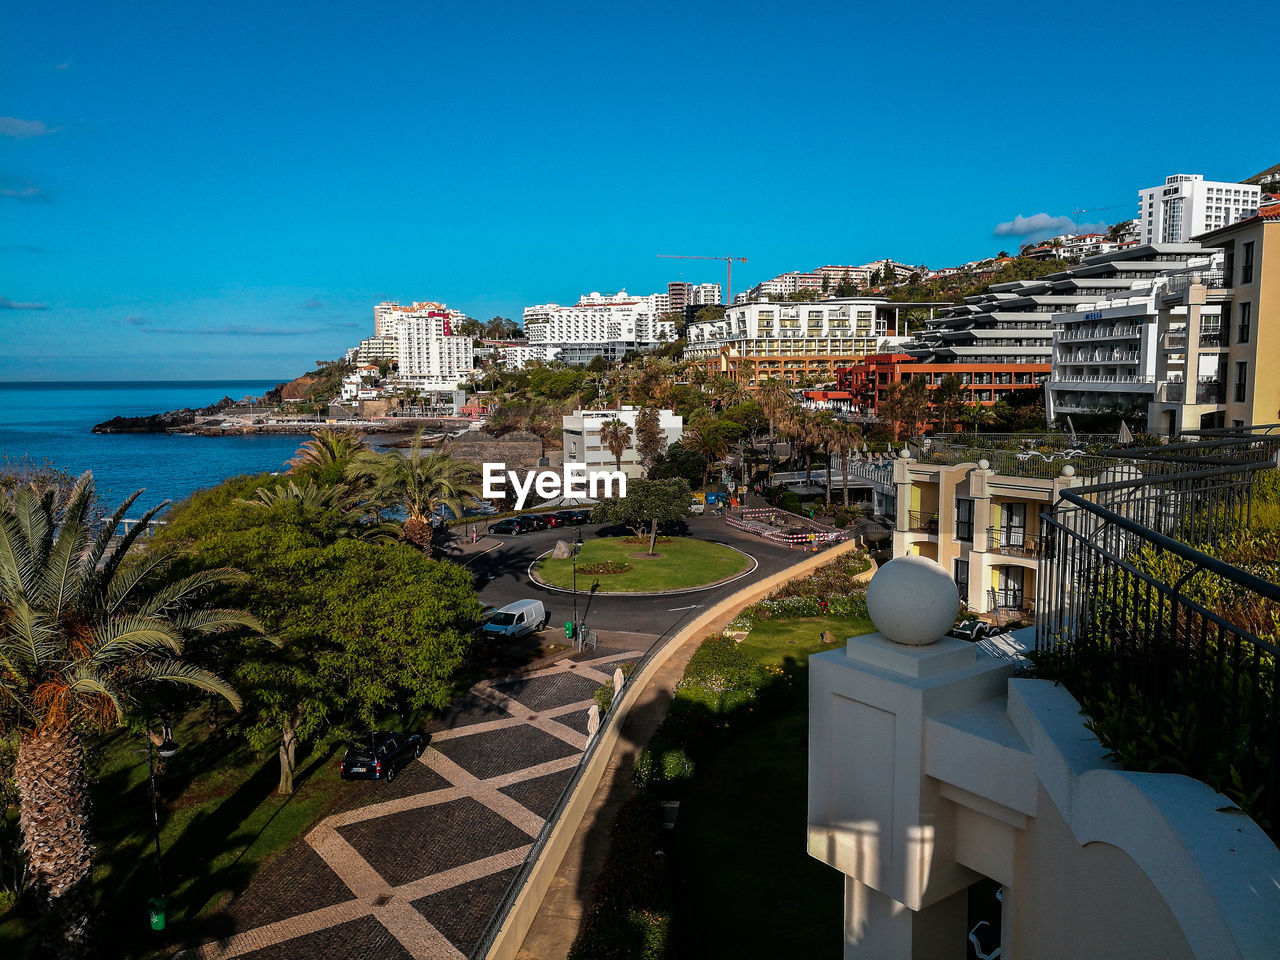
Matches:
[[632, 745, 696, 791], [681, 635, 761, 692], [579, 560, 632, 575]]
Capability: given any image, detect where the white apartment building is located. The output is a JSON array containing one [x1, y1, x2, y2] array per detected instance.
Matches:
[[396, 315, 475, 389], [374, 300, 470, 338], [480, 340, 537, 371], [561, 406, 684, 480], [357, 335, 399, 365], [684, 297, 896, 359], [1137, 174, 1260, 245], [1025, 233, 1138, 261], [523, 291, 677, 365], [691, 282, 722, 306]]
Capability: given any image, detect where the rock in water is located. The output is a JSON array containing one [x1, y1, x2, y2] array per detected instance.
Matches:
[[91, 396, 236, 434]]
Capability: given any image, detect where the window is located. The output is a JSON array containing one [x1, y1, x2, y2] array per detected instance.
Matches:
[[1241, 242, 1255, 284], [996, 566, 1025, 610], [1001, 502, 1026, 547], [954, 559, 969, 599], [1238, 302, 1252, 344], [956, 498, 974, 542], [1235, 362, 1248, 403]]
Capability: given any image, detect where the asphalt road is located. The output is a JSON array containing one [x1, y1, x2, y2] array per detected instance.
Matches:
[[463, 516, 828, 643]]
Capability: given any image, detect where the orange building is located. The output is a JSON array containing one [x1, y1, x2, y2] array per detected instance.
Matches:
[[805, 353, 1050, 419]]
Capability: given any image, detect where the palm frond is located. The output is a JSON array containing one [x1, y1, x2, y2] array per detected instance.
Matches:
[[166, 607, 265, 636], [104, 549, 176, 614], [133, 566, 250, 618], [88, 616, 185, 661], [79, 490, 142, 587], [135, 661, 243, 711]]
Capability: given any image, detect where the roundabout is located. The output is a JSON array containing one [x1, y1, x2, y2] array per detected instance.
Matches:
[[530, 536, 756, 595]]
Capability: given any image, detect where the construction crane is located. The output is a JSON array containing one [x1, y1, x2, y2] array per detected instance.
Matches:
[[657, 254, 748, 306]]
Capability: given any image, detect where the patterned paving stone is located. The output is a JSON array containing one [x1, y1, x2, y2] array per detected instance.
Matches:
[[411, 865, 520, 957], [424, 691, 513, 732], [554, 707, 592, 736], [429, 725, 579, 781], [329, 761, 453, 816], [235, 915, 414, 960], [496, 768, 575, 821], [337, 797, 530, 888], [492, 670, 601, 712], [221, 839, 354, 931]]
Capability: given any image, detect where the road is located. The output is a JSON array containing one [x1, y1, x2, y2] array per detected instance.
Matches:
[[465, 515, 828, 643]]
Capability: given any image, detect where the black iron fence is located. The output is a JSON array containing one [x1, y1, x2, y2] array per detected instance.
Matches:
[[986, 526, 1041, 558], [906, 510, 938, 534], [1035, 428, 1280, 836]]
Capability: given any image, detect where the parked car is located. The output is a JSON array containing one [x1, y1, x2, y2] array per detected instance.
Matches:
[[482, 599, 548, 639], [948, 619, 990, 643], [340, 732, 424, 783], [537, 513, 565, 528], [522, 514, 551, 531], [552, 509, 592, 526], [490, 517, 532, 535]]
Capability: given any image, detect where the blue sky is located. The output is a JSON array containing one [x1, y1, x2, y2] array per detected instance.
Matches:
[[2, 0, 1277, 380]]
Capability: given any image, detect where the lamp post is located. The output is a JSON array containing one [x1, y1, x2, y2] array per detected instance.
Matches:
[[146, 719, 178, 930], [571, 528, 583, 632]]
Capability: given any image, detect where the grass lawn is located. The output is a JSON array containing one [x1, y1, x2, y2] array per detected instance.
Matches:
[[0, 709, 355, 959], [669, 614, 873, 956], [534, 536, 751, 593]]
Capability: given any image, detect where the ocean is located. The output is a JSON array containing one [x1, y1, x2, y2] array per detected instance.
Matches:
[[0, 380, 306, 513]]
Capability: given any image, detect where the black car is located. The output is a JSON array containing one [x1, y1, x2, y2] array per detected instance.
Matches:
[[490, 517, 531, 535], [340, 732, 425, 783], [552, 509, 592, 526], [522, 513, 551, 531]]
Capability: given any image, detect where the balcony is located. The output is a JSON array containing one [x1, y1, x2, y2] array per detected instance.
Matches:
[[907, 510, 939, 534], [1196, 380, 1226, 404], [987, 526, 1042, 559], [1157, 382, 1184, 403], [1198, 331, 1225, 349], [1163, 331, 1187, 350]]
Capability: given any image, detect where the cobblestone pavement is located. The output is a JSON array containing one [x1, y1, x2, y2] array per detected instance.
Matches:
[[184, 647, 644, 960]]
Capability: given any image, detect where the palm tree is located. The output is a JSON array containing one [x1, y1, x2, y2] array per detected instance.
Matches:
[[599, 418, 633, 473], [680, 419, 730, 488], [836, 421, 864, 507], [346, 432, 482, 547], [960, 400, 999, 436], [0, 476, 260, 957], [239, 480, 398, 543], [287, 427, 370, 474]]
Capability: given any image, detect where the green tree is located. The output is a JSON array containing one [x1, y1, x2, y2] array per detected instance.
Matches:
[[934, 375, 966, 432], [288, 427, 371, 476], [879, 376, 930, 439], [347, 433, 482, 547], [599, 418, 634, 473], [590, 478, 691, 555], [0, 477, 261, 955], [634, 408, 666, 479], [960, 400, 999, 435], [882, 262, 897, 285], [680, 419, 732, 488]]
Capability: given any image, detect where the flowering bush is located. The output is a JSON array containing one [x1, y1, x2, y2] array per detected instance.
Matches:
[[579, 560, 632, 575]]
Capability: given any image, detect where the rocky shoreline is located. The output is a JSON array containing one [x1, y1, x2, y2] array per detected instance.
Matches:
[[91, 397, 239, 433]]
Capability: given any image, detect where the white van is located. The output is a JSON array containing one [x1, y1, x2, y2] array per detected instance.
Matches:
[[482, 599, 548, 639]]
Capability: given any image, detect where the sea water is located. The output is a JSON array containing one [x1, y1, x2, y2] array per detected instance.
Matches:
[[0, 380, 305, 513]]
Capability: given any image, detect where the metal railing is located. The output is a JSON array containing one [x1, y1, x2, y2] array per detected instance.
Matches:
[[906, 510, 938, 534], [986, 525, 1041, 558], [1159, 269, 1230, 298], [1035, 429, 1280, 836]]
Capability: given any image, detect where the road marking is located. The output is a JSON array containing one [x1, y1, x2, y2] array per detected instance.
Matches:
[[667, 604, 704, 612]]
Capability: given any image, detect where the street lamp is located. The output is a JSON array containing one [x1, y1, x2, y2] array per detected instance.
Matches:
[[571, 529, 583, 633], [146, 719, 177, 931]]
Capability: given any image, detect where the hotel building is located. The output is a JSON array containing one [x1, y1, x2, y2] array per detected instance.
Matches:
[[684, 298, 928, 387], [523, 292, 678, 365], [396, 314, 475, 390], [1137, 174, 1260, 245]]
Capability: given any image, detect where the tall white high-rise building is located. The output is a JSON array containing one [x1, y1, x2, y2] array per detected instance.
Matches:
[[1136, 175, 1260, 245], [396, 315, 474, 389], [692, 282, 722, 306], [374, 300, 469, 338]]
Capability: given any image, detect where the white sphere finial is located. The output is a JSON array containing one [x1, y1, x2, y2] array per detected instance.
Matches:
[[865, 556, 958, 645], [1061, 464, 1076, 477], [899, 447, 911, 459], [978, 458, 990, 470]]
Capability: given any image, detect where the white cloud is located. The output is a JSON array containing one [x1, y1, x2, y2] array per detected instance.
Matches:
[[992, 212, 1113, 243], [0, 116, 62, 139]]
